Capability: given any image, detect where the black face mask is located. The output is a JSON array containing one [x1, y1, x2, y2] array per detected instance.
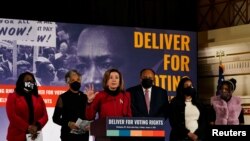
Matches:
[[220, 91, 232, 102], [23, 81, 35, 93], [105, 88, 120, 96], [141, 78, 153, 89], [182, 87, 195, 96], [70, 81, 81, 91]]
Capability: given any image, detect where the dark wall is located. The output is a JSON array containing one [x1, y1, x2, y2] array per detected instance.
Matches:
[[1, 0, 197, 31]]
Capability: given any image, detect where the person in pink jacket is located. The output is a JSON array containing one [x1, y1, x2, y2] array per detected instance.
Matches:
[[210, 78, 244, 125]]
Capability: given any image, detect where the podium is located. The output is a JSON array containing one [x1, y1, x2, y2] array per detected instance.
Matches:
[[90, 117, 166, 141]]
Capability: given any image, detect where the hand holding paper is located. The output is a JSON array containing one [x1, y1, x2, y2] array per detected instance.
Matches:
[[26, 131, 42, 141], [70, 118, 92, 134]]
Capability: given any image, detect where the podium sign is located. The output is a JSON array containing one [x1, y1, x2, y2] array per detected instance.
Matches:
[[106, 117, 165, 137]]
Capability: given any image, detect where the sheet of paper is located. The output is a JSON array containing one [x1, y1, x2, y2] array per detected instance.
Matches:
[[26, 131, 43, 141]]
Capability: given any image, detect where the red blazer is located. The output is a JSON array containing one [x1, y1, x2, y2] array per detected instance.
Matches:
[[6, 92, 48, 141], [86, 91, 132, 120]]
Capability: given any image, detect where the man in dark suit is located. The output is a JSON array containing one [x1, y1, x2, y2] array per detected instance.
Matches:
[[126, 68, 169, 141]]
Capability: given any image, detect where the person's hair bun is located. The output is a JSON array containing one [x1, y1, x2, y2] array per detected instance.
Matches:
[[229, 78, 237, 91]]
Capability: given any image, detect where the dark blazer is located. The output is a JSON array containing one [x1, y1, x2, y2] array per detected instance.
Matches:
[[169, 98, 207, 141], [127, 85, 169, 119]]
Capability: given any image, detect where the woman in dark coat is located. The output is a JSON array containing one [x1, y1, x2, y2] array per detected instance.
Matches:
[[169, 77, 207, 141]]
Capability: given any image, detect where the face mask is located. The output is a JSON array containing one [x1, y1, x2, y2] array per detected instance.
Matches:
[[70, 81, 81, 91], [141, 78, 153, 89], [105, 88, 120, 96], [220, 91, 232, 101], [182, 87, 195, 96], [23, 81, 35, 92]]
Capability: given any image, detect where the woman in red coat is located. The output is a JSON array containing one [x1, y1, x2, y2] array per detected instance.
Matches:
[[85, 68, 131, 119], [6, 72, 48, 141]]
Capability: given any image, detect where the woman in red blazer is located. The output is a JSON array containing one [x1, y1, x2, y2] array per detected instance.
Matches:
[[85, 68, 132, 119], [6, 72, 48, 141]]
